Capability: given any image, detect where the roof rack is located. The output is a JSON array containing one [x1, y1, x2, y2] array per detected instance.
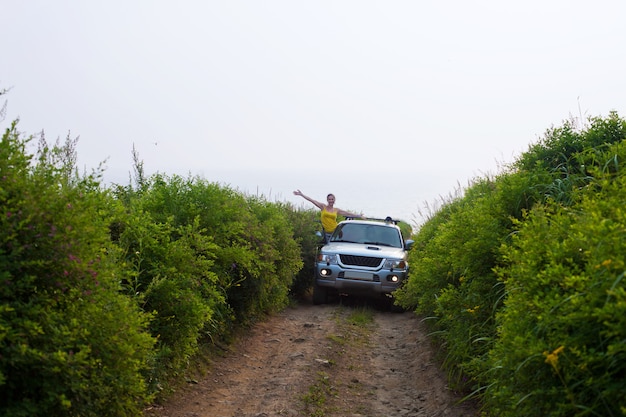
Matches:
[[344, 216, 400, 225]]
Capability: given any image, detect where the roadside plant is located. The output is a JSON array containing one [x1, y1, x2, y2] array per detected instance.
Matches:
[[395, 112, 626, 413], [0, 124, 155, 416], [485, 177, 626, 416], [486, 142, 626, 416]]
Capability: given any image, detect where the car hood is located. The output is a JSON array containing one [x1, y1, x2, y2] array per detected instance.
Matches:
[[321, 242, 407, 259]]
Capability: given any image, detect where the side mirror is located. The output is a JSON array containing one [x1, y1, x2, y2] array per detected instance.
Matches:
[[405, 239, 414, 250]]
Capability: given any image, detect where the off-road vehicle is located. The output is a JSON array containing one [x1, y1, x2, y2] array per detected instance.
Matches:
[[313, 217, 413, 306]]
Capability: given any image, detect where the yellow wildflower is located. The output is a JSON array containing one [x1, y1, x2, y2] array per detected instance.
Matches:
[[596, 259, 613, 269], [544, 345, 565, 369]]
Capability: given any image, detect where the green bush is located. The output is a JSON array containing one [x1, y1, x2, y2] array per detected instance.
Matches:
[[395, 113, 626, 413], [488, 152, 626, 415], [112, 184, 223, 383], [395, 177, 512, 386], [242, 197, 303, 313], [287, 207, 324, 297], [516, 111, 626, 172], [0, 124, 155, 416], [122, 174, 303, 323], [112, 173, 304, 379], [516, 112, 626, 206], [1, 118, 307, 411]]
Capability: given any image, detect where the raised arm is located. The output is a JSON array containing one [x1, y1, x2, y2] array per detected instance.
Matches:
[[337, 208, 366, 219], [293, 190, 325, 210]]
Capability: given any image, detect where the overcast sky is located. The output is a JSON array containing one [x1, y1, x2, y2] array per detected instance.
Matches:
[[2, 1, 625, 225]]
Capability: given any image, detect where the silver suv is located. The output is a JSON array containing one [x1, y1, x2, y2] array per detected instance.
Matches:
[[313, 218, 414, 305]]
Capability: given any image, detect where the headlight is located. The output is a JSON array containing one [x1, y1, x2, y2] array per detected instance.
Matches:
[[317, 253, 338, 265], [384, 259, 407, 270]]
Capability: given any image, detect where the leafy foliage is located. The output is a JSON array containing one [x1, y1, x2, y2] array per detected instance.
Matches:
[[395, 176, 512, 386], [286, 208, 323, 297], [0, 125, 155, 416], [0, 115, 309, 414], [396, 112, 626, 416], [110, 172, 305, 388], [487, 142, 626, 416]]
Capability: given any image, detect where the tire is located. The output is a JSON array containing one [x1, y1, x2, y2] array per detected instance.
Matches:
[[312, 283, 328, 305], [390, 302, 405, 313], [385, 295, 405, 313]]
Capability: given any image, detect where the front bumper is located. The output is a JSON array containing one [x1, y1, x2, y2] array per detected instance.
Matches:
[[315, 264, 407, 295]]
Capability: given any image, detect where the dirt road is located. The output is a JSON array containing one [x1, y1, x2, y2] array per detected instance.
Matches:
[[145, 298, 479, 417]]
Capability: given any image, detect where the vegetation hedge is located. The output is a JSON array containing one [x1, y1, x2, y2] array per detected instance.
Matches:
[[0, 124, 155, 416], [396, 112, 626, 416], [489, 162, 626, 415], [0, 109, 312, 415]]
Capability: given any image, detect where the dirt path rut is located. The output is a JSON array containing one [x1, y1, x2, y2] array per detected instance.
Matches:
[[145, 299, 478, 417]]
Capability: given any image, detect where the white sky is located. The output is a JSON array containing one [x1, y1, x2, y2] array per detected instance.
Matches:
[[2, 1, 625, 226]]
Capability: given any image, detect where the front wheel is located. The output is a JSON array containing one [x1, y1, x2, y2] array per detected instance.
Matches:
[[312, 283, 328, 305], [384, 295, 404, 313], [389, 301, 405, 313]]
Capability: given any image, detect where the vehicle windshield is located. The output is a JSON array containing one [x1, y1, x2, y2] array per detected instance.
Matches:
[[330, 223, 403, 248]]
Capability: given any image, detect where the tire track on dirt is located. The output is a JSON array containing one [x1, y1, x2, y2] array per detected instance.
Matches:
[[144, 300, 478, 417], [146, 303, 340, 417], [367, 312, 477, 417]]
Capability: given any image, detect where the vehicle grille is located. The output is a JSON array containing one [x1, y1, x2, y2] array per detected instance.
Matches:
[[339, 254, 383, 268]]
